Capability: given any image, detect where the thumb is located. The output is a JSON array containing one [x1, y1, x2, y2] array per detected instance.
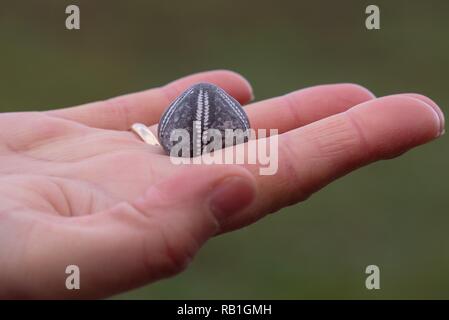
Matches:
[[131, 164, 257, 276], [19, 165, 256, 299], [134, 165, 255, 261]]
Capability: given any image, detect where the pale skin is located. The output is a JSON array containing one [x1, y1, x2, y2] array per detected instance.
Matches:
[[0, 70, 444, 299]]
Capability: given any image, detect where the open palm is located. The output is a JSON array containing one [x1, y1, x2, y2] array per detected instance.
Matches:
[[0, 70, 443, 298]]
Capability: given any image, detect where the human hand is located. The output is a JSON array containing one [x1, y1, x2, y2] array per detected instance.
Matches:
[[0, 70, 444, 298]]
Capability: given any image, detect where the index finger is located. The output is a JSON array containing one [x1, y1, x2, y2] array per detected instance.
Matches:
[[222, 94, 444, 231]]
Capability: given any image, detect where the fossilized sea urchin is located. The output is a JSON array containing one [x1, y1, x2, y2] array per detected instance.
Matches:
[[158, 83, 251, 157]]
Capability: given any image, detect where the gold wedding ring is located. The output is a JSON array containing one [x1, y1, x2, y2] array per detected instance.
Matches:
[[131, 123, 160, 146]]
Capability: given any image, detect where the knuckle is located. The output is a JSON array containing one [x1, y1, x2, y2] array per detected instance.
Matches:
[[277, 112, 371, 204], [144, 221, 200, 276], [306, 112, 369, 161], [277, 136, 311, 206], [282, 93, 304, 126]]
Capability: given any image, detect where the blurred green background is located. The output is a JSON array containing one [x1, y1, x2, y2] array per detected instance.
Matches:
[[0, 0, 448, 299]]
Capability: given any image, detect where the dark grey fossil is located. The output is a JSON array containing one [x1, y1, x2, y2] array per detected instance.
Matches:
[[158, 82, 251, 157]]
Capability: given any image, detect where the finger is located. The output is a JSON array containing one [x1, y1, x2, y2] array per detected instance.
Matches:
[[18, 165, 255, 298], [222, 94, 444, 231], [47, 70, 254, 131], [245, 83, 375, 133]]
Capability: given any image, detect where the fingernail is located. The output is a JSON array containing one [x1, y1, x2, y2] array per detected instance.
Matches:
[[403, 94, 445, 137], [427, 105, 445, 138], [439, 112, 445, 136], [428, 103, 445, 137], [209, 177, 255, 223], [250, 91, 256, 102]]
